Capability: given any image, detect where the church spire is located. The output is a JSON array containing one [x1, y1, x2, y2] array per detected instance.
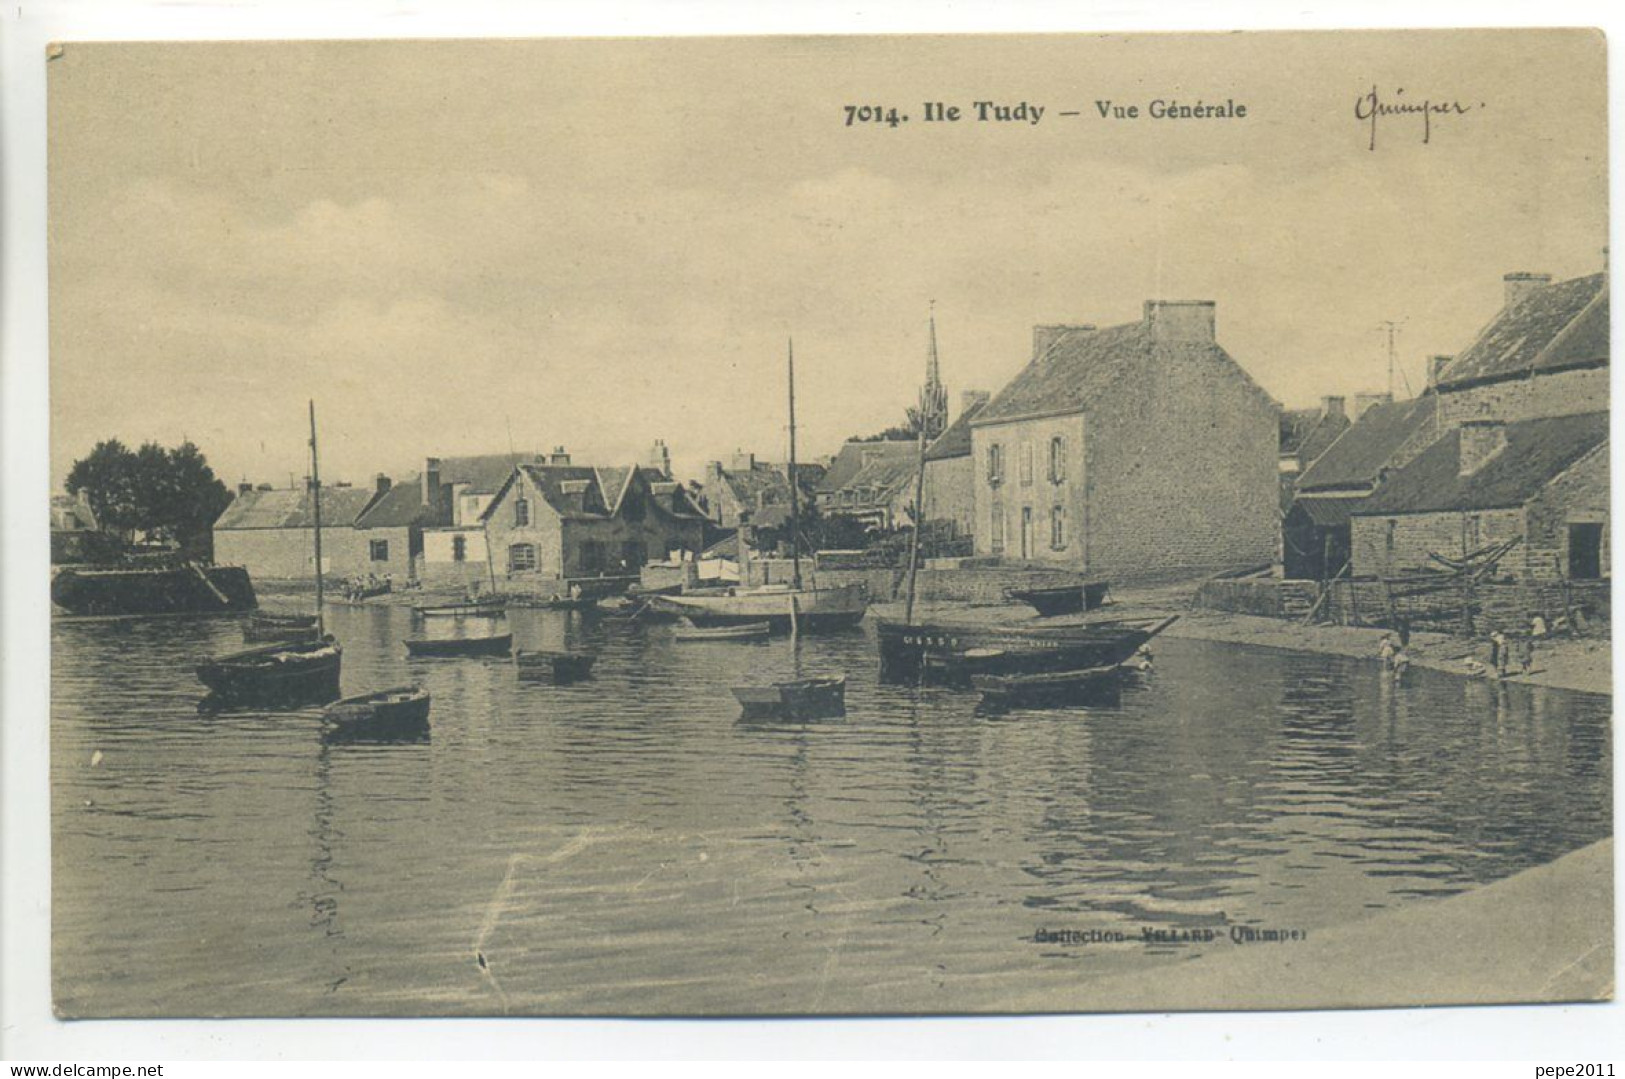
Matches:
[[917, 301, 949, 442]]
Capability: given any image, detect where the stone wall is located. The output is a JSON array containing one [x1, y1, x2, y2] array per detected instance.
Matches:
[[1351, 508, 1526, 579]]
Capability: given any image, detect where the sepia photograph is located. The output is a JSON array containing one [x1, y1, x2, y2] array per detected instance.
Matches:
[[36, 26, 1612, 1024]]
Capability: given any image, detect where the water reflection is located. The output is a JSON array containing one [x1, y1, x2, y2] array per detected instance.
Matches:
[[50, 606, 1611, 1015]]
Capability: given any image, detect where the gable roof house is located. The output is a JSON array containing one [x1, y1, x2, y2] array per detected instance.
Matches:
[[814, 439, 919, 529], [1349, 411, 1608, 582], [968, 300, 1280, 578], [481, 455, 709, 585], [702, 452, 797, 529], [1282, 393, 1440, 579]]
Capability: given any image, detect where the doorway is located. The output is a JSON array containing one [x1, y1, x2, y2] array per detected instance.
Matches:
[[1568, 522, 1604, 579], [1020, 507, 1033, 560]]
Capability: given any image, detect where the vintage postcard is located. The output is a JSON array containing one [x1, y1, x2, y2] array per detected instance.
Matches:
[[46, 30, 1610, 1018]]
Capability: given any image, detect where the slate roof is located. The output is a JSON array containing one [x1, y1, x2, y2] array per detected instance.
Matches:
[[817, 440, 916, 494], [1280, 407, 1350, 465], [1296, 394, 1439, 493], [717, 460, 792, 509], [844, 454, 917, 502], [1436, 274, 1608, 390], [354, 477, 436, 529], [482, 463, 708, 523], [215, 485, 377, 530], [923, 397, 989, 462], [436, 453, 540, 495], [972, 319, 1275, 426], [1356, 410, 1608, 516]]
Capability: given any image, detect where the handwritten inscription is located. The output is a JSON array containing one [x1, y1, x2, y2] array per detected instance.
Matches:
[[1355, 85, 1484, 150]]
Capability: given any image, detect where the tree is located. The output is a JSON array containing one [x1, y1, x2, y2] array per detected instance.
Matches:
[[65, 439, 232, 558]]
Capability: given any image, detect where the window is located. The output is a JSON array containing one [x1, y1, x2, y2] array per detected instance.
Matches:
[[1569, 523, 1604, 579], [1048, 437, 1067, 484], [1051, 505, 1067, 549], [1384, 519, 1397, 553], [514, 497, 530, 527], [990, 502, 1005, 553], [987, 444, 1004, 486], [508, 543, 537, 572], [1019, 442, 1034, 487], [1464, 514, 1482, 554], [452, 535, 467, 562], [369, 539, 389, 562]]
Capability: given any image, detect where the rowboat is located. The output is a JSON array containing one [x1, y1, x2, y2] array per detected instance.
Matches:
[[196, 635, 343, 706], [649, 583, 868, 633], [404, 632, 513, 657], [876, 614, 1177, 682], [973, 664, 1127, 710], [243, 611, 320, 643], [514, 650, 597, 684], [732, 675, 847, 720], [673, 619, 772, 642], [1004, 581, 1112, 618], [412, 599, 507, 619], [323, 685, 431, 739]]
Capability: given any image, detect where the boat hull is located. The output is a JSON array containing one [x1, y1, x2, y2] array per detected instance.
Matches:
[[405, 633, 513, 657], [973, 664, 1127, 710], [1005, 581, 1111, 618], [53, 565, 256, 617], [732, 676, 847, 720], [196, 637, 342, 706], [514, 650, 596, 683], [324, 686, 431, 739], [412, 602, 507, 619], [876, 615, 1171, 683], [650, 584, 868, 632], [674, 620, 772, 642]]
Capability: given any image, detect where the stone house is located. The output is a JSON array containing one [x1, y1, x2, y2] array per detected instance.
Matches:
[[921, 390, 989, 539], [481, 459, 709, 585], [213, 483, 380, 580], [814, 439, 919, 529], [348, 474, 439, 581], [1282, 393, 1440, 579], [418, 452, 541, 586], [701, 451, 795, 529], [968, 300, 1280, 578], [1349, 411, 1608, 581]]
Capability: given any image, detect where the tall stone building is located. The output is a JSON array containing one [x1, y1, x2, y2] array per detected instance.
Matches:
[[969, 299, 1280, 579]]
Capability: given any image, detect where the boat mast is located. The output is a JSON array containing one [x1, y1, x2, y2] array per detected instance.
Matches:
[[309, 399, 325, 636], [788, 336, 802, 591], [903, 306, 938, 624]]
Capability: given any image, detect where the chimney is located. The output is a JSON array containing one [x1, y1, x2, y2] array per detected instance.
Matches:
[[422, 457, 441, 507], [1428, 355, 1453, 388], [1353, 392, 1391, 421], [237, 482, 254, 496], [1503, 272, 1552, 309], [730, 449, 755, 472], [1031, 324, 1095, 362], [550, 446, 571, 466], [1143, 300, 1217, 345], [1320, 395, 1346, 420], [961, 389, 990, 414], [646, 439, 672, 478], [374, 473, 392, 496], [1459, 420, 1507, 475]]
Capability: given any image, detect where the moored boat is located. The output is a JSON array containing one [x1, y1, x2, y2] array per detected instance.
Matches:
[[732, 675, 847, 720], [673, 619, 772, 642], [877, 614, 1177, 682], [412, 599, 508, 619], [405, 632, 513, 658], [1004, 581, 1112, 618], [196, 635, 343, 706], [323, 685, 431, 737], [649, 583, 868, 632], [513, 649, 596, 683], [972, 663, 1127, 710], [244, 611, 320, 642]]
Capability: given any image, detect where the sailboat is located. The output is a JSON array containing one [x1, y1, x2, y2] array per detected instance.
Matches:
[[649, 338, 869, 633], [197, 401, 343, 706]]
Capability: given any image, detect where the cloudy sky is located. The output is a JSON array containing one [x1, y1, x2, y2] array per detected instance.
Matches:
[[48, 30, 1606, 490]]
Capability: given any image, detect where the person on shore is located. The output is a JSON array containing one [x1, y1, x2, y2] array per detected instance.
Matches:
[[1489, 630, 1509, 678], [1390, 646, 1410, 679], [1396, 617, 1411, 650], [1377, 634, 1396, 671], [1530, 613, 1549, 639], [1517, 632, 1534, 674]]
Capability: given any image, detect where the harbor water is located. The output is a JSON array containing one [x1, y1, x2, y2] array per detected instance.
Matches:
[[51, 605, 1612, 1015]]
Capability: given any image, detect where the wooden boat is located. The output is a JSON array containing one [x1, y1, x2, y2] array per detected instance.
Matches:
[[973, 664, 1126, 710], [1005, 581, 1111, 617], [732, 675, 847, 720], [412, 599, 508, 619], [877, 614, 1177, 682], [673, 619, 772, 642], [513, 649, 597, 683], [337, 579, 393, 603], [323, 685, 431, 736], [243, 611, 320, 642], [52, 563, 256, 616], [196, 635, 343, 705], [649, 583, 868, 632], [404, 632, 513, 657]]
